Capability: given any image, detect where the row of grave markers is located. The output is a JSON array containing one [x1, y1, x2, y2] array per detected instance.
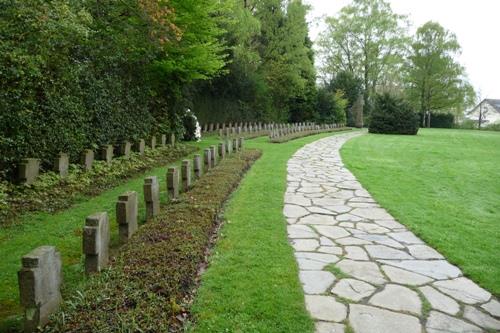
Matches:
[[203, 121, 331, 135], [17, 138, 245, 332], [269, 123, 344, 139], [17, 134, 176, 186]]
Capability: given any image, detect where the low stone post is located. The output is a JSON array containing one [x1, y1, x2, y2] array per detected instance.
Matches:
[[170, 133, 175, 146], [149, 136, 157, 150], [53, 153, 69, 177], [218, 129, 223, 137], [143, 176, 160, 220], [210, 145, 218, 166], [232, 138, 238, 152], [17, 159, 40, 185], [161, 134, 167, 147], [194, 154, 202, 178], [119, 141, 132, 158], [225, 139, 232, 154], [81, 150, 94, 171], [209, 123, 214, 132], [218, 143, 225, 160], [167, 167, 179, 199], [100, 145, 114, 164], [238, 137, 245, 151], [18, 246, 62, 332], [116, 191, 138, 242], [83, 212, 110, 274], [134, 139, 145, 155], [204, 149, 212, 170], [181, 160, 192, 190]]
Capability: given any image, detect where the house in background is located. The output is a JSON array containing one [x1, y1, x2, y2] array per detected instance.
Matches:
[[465, 99, 500, 125]]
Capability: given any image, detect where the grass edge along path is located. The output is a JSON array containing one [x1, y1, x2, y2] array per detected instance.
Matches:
[[341, 129, 500, 296], [189, 131, 354, 333], [0, 136, 222, 331]]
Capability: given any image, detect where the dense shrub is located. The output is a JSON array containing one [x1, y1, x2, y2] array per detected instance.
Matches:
[[43, 150, 261, 332], [369, 93, 419, 135], [420, 112, 455, 128]]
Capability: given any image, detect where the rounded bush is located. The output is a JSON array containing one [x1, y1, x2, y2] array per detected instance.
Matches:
[[369, 93, 419, 135]]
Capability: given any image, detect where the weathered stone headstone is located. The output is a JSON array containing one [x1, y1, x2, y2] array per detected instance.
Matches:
[[134, 139, 145, 155], [238, 137, 245, 151], [218, 143, 225, 160], [204, 149, 212, 170], [149, 136, 156, 150], [181, 160, 192, 191], [170, 133, 175, 146], [203, 124, 208, 133], [143, 176, 160, 220], [209, 123, 214, 132], [116, 191, 138, 242], [193, 154, 202, 178], [18, 246, 62, 332], [167, 167, 179, 199], [210, 145, 218, 166], [100, 145, 114, 164], [225, 139, 232, 154], [161, 134, 167, 147], [232, 138, 238, 152], [53, 153, 69, 177], [119, 141, 132, 158], [219, 129, 223, 137], [83, 212, 110, 274], [81, 149, 94, 171]]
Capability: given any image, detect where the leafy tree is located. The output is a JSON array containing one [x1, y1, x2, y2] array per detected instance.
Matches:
[[328, 71, 363, 126], [405, 21, 476, 127], [318, 0, 409, 119], [316, 88, 348, 124]]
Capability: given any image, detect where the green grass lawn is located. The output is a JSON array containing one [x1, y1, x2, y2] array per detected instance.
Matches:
[[341, 128, 500, 296], [0, 137, 221, 331], [190, 132, 353, 333]]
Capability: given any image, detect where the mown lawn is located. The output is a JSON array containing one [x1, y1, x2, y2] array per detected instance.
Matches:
[[190, 131, 353, 333], [341, 128, 500, 296], [0, 137, 220, 331]]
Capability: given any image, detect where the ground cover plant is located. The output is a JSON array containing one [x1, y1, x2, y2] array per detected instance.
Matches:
[[341, 128, 500, 295], [0, 137, 221, 331], [41, 149, 261, 332], [189, 132, 354, 332], [270, 127, 351, 143], [0, 145, 194, 225]]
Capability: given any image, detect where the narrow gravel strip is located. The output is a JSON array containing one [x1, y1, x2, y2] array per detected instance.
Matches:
[[285, 132, 500, 333]]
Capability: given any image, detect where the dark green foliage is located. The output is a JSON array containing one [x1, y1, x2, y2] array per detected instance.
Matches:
[[42, 150, 261, 332], [329, 71, 364, 126], [421, 112, 455, 128], [369, 93, 419, 135], [316, 88, 348, 124], [0, 145, 194, 225]]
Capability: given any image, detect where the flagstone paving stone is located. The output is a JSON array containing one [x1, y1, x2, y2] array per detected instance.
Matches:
[[284, 132, 498, 333]]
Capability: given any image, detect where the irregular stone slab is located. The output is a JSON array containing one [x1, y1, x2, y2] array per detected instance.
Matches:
[[296, 252, 339, 270], [344, 246, 369, 260], [313, 198, 346, 207], [419, 286, 460, 316], [299, 214, 337, 225], [335, 213, 364, 222], [338, 222, 354, 228], [331, 279, 376, 301], [349, 304, 421, 333], [317, 246, 343, 255], [426, 311, 482, 333], [433, 277, 491, 304], [407, 245, 444, 259], [464, 305, 500, 330], [315, 322, 345, 333], [356, 234, 404, 249], [381, 265, 433, 286], [336, 237, 372, 246], [320, 236, 335, 246], [369, 284, 421, 315], [325, 205, 352, 214], [387, 231, 423, 244], [291, 239, 319, 251], [288, 225, 318, 239], [482, 299, 500, 318], [307, 206, 335, 215], [356, 223, 390, 234], [365, 245, 413, 260], [305, 295, 347, 322], [315, 226, 350, 239], [283, 204, 309, 218], [300, 271, 336, 294], [378, 260, 461, 280], [373, 219, 405, 230], [351, 207, 393, 220], [336, 259, 386, 285], [285, 194, 311, 206]]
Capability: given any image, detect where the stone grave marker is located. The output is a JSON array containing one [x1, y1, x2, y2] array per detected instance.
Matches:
[[18, 246, 62, 332], [161, 134, 167, 147], [193, 154, 202, 178], [53, 153, 69, 177], [134, 139, 145, 155], [17, 159, 40, 185], [167, 167, 179, 199], [100, 145, 114, 164], [218, 143, 225, 160], [81, 149, 94, 171], [83, 212, 110, 274], [143, 176, 160, 220], [149, 136, 156, 150], [116, 191, 138, 242], [204, 149, 212, 170], [119, 141, 132, 158], [210, 145, 218, 166], [181, 160, 192, 190]]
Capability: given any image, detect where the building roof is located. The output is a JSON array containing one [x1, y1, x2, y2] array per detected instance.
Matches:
[[484, 99, 500, 112]]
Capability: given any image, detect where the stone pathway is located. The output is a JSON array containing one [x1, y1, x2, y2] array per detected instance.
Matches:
[[284, 132, 500, 333]]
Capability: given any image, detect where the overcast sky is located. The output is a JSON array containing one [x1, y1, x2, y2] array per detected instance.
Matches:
[[304, 0, 500, 100]]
